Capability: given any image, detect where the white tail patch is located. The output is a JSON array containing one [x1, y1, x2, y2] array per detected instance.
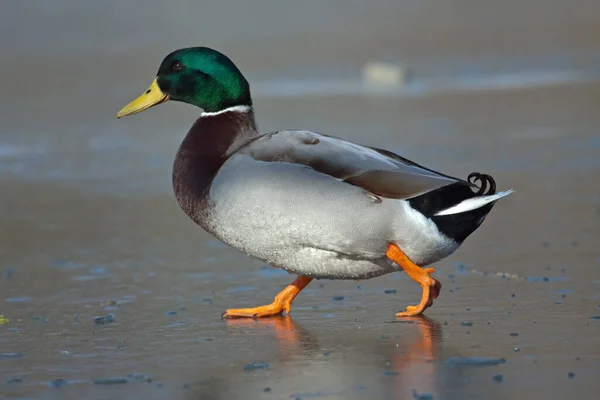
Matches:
[[435, 189, 515, 216]]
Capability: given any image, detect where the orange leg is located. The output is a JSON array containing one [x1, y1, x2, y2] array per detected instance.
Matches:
[[386, 244, 442, 317], [222, 275, 313, 319]]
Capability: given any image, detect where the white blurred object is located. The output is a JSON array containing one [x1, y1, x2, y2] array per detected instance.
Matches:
[[362, 61, 411, 86]]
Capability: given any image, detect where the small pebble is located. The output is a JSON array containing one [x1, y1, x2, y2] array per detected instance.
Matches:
[[49, 379, 68, 388], [589, 316, 600, 320], [263, 387, 271, 392], [94, 314, 115, 324], [127, 373, 145, 382], [412, 389, 434, 400], [568, 372, 575, 378], [0, 352, 25, 358], [460, 321, 473, 327], [5, 377, 23, 384], [492, 374, 504, 383], [94, 377, 127, 385], [514, 347, 520, 352], [332, 296, 344, 301], [445, 357, 506, 366], [384, 289, 397, 294], [165, 310, 178, 316], [3, 268, 16, 280], [509, 333, 519, 337], [383, 371, 400, 376], [244, 361, 271, 371], [6, 297, 31, 303], [323, 351, 332, 356]]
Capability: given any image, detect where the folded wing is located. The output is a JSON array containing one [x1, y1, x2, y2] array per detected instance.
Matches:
[[238, 130, 467, 200]]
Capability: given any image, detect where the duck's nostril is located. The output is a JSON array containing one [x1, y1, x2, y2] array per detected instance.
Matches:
[[146, 89, 151, 94]]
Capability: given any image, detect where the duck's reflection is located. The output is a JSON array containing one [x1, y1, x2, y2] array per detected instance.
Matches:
[[389, 316, 442, 399], [221, 315, 442, 400], [225, 315, 319, 356]]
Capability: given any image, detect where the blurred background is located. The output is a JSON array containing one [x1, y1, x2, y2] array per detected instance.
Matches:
[[1, 1, 599, 399]]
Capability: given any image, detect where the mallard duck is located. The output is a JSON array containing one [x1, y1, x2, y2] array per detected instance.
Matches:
[[117, 47, 513, 319]]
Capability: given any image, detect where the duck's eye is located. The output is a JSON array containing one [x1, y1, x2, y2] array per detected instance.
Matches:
[[172, 62, 183, 72]]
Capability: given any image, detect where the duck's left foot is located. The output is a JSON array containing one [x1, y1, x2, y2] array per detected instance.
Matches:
[[222, 303, 287, 319], [222, 275, 312, 319], [386, 244, 442, 317]]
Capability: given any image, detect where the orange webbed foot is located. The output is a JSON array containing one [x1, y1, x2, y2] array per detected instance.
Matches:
[[222, 275, 312, 319], [222, 302, 289, 319], [386, 245, 442, 317]]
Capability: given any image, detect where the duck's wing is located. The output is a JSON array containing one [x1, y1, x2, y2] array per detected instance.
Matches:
[[237, 130, 470, 200]]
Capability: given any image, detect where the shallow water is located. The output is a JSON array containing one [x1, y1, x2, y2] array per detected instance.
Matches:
[[2, 1, 600, 399]]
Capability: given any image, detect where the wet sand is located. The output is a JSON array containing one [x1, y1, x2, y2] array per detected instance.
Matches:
[[1, 1, 600, 399]]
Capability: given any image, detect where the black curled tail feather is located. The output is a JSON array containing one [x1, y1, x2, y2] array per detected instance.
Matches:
[[408, 171, 500, 243], [468, 172, 496, 196]]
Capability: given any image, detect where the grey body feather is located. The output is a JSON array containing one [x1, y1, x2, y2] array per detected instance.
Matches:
[[205, 129, 460, 279]]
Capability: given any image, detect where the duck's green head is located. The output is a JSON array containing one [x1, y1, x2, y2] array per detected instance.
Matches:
[[117, 47, 251, 118]]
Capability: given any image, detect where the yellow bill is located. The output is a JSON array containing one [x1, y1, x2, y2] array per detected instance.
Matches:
[[117, 78, 169, 118]]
